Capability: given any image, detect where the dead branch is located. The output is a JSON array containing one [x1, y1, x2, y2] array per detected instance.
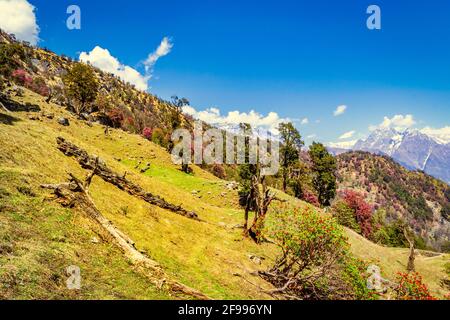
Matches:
[[40, 174, 209, 300], [0, 100, 11, 113], [55, 137, 199, 221]]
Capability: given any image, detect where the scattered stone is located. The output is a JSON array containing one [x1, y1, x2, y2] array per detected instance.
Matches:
[[28, 114, 40, 121], [226, 181, 239, 190], [191, 190, 198, 195], [57, 117, 70, 126], [79, 112, 91, 121], [140, 163, 151, 173], [91, 237, 100, 244], [248, 254, 263, 265], [221, 192, 227, 197]]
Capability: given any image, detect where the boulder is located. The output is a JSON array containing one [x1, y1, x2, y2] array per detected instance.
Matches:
[[58, 117, 70, 126]]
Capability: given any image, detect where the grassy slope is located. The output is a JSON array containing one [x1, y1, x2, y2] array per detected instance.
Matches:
[[0, 89, 448, 299]]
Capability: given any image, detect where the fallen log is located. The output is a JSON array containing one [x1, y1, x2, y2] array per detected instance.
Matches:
[[55, 136, 200, 221], [41, 173, 209, 300], [0, 100, 11, 113]]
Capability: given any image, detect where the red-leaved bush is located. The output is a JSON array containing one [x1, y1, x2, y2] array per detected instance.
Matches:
[[302, 190, 320, 207], [12, 69, 32, 86], [11, 70, 49, 97], [341, 189, 373, 238], [142, 127, 153, 140], [30, 77, 50, 97], [395, 272, 436, 300], [107, 108, 125, 128]]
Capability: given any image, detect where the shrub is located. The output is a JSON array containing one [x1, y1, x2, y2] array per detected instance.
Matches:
[[211, 164, 226, 179], [302, 190, 320, 207], [142, 127, 153, 140], [0, 43, 27, 77], [11, 69, 32, 86], [342, 257, 378, 300], [332, 201, 361, 233], [394, 272, 436, 300], [261, 205, 352, 299], [341, 189, 373, 238], [151, 128, 167, 147], [107, 108, 125, 128], [122, 116, 137, 133], [29, 76, 49, 97]]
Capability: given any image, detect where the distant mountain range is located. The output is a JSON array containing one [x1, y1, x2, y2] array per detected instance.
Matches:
[[329, 128, 450, 184]]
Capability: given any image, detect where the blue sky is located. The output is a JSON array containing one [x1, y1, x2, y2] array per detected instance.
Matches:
[[2, 0, 450, 145]]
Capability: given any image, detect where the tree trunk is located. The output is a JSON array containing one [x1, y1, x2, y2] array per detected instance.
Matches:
[[404, 228, 416, 272], [56, 137, 200, 221], [41, 173, 209, 300]]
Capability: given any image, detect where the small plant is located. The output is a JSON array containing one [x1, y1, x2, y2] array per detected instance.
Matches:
[[119, 206, 129, 216], [394, 272, 436, 300]]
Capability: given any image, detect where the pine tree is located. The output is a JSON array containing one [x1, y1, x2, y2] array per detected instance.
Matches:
[[278, 122, 304, 192], [309, 142, 336, 207]]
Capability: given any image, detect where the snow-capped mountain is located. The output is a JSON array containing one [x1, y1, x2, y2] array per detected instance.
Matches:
[[352, 128, 450, 184]]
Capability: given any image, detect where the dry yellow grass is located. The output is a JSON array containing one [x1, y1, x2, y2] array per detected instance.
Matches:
[[0, 88, 448, 299]]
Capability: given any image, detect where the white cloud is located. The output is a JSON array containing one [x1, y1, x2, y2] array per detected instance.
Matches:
[[339, 130, 355, 140], [307, 134, 317, 139], [370, 114, 416, 131], [300, 118, 309, 125], [327, 140, 357, 149], [78, 37, 173, 91], [334, 105, 347, 116], [0, 0, 39, 45], [79, 46, 150, 91], [182, 105, 289, 135], [144, 37, 173, 72], [420, 126, 450, 144]]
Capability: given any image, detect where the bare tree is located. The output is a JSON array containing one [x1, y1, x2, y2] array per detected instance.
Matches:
[[404, 227, 416, 272], [244, 173, 276, 243]]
